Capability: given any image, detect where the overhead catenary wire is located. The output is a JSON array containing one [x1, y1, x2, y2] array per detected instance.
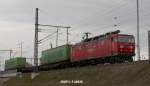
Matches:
[[38, 0, 131, 30], [76, 6, 150, 34], [72, 0, 135, 28], [38, 31, 57, 44], [39, 35, 56, 45], [38, 0, 147, 34], [38, 0, 137, 42], [38, 28, 59, 32]]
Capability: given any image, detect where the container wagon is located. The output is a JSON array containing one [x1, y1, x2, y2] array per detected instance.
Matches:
[[39, 44, 71, 70], [5, 57, 26, 71]]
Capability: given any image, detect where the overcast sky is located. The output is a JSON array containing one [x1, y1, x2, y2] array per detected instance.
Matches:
[[0, 0, 150, 68]]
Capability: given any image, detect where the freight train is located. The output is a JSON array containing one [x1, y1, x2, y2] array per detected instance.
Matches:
[[4, 30, 135, 72]]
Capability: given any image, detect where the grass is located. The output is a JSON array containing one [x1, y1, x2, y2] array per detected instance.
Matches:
[[3, 61, 150, 86]]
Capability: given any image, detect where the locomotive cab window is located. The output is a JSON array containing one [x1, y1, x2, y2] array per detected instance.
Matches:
[[113, 35, 134, 43], [112, 35, 134, 43]]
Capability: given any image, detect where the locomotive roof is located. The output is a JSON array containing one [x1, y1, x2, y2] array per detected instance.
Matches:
[[82, 34, 133, 42], [82, 30, 134, 43], [82, 30, 121, 42]]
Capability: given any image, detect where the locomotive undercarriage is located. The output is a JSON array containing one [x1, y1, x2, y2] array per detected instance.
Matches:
[[20, 54, 134, 73]]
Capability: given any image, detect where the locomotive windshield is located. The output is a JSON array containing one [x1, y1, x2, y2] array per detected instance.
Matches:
[[113, 35, 134, 43], [117, 35, 134, 43]]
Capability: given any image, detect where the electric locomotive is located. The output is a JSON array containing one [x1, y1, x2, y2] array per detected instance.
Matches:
[[71, 30, 135, 63]]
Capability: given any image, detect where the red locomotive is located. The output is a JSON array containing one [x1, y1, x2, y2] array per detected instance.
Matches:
[[71, 30, 135, 63]]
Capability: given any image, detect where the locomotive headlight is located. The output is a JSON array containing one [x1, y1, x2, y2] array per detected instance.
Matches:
[[120, 46, 124, 48], [129, 46, 134, 49]]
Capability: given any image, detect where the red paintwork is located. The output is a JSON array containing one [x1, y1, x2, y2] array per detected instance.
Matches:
[[71, 34, 135, 62], [112, 34, 135, 54]]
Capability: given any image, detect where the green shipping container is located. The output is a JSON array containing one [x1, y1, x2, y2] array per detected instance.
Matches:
[[40, 44, 71, 65], [5, 57, 26, 70]]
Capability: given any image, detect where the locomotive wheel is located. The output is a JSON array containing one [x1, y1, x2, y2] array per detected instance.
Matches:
[[110, 57, 115, 64], [128, 57, 133, 62]]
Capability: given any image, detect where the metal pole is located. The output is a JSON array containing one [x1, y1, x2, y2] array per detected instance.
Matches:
[[20, 42, 23, 57], [137, 0, 140, 61], [9, 50, 11, 59], [56, 28, 59, 47], [34, 8, 39, 71], [49, 40, 53, 49], [10, 50, 12, 59], [148, 31, 150, 62], [66, 27, 69, 44]]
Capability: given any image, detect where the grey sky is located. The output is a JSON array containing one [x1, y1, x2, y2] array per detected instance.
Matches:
[[0, 0, 150, 68]]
